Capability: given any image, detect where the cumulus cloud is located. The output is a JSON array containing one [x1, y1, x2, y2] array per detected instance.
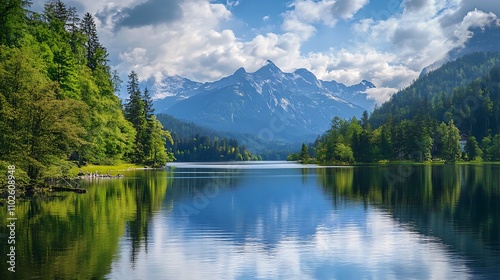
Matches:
[[440, 0, 500, 27], [75, 0, 500, 103], [335, 0, 500, 97], [453, 9, 499, 46]]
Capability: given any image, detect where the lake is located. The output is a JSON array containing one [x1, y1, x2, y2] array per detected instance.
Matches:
[[1, 162, 499, 279]]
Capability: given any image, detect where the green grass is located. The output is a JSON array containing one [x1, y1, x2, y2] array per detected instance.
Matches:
[[69, 163, 144, 177]]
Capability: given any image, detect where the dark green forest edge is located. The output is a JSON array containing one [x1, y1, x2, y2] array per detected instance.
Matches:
[[290, 52, 500, 164], [156, 114, 260, 162], [0, 0, 255, 191]]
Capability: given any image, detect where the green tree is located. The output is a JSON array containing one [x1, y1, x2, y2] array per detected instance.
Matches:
[[124, 71, 147, 163], [488, 134, 500, 161], [379, 125, 392, 159], [143, 87, 154, 120], [81, 12, 107, 71], [464, 136, 482, 161], [334, 143, 354, 164], [0, 43, 87, 182], [480, 135, 492, 161], [438, 120, 462, 162], [0, 0, 31, 46], [299, 143, 309, 163], [144, 116, 174, 167]]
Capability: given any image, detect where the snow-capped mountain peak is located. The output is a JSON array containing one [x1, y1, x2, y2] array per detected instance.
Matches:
[[153, 61, 376, 141]]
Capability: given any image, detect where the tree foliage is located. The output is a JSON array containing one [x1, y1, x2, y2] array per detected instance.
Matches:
[[0, 1, 173, 183], [123, 71, 174, 167], [304, 52, 500, 164]]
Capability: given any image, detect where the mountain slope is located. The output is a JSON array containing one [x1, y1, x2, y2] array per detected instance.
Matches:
[[370, 51, 500, 128], [156, 113, 300, 160], [421, 23, 500, 76], [153, 61, 375, 142]]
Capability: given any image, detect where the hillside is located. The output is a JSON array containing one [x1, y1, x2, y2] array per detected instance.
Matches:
[[0, 1, 161, 183], [302, 54, 500, 164], [156, 113, 300, 160], [370, 52, 500, 129]]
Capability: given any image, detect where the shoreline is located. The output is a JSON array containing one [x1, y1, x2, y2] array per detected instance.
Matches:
[[0, 163, 164, 203]]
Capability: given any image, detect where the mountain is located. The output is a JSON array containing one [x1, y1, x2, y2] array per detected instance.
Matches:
[[148, 75, 203, 110], [322, 79, 376, 111], [153, 60, 376, 142], [156, 113, 299, 159], [421, 22, 500, 76], [370, 52, 500, 138]]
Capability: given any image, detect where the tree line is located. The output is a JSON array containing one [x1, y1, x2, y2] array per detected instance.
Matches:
[[155, 114, 259, 162], [291, 54, 500, 164], [0, 0, 172, 185]]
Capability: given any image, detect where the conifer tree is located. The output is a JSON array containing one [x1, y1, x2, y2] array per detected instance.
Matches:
[[465, 136, 482, 161], [438, 120, 462, 162], [81, 12, 107, 71], [299, 143, 309, 163], [0, 0, 31, 46], [124, 71, 147, 163]]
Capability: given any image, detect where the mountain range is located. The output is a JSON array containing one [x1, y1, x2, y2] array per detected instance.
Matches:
[[151, 61, 376, 142]]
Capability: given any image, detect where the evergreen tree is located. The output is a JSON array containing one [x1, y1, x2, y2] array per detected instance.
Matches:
[[143, 87, 154, 121], [465, 136, 482, 161], [81, 12, 107, 71], [111, 69, 122, 93], [0, 0, 31, 46], [438, 120, 462, 162], [481, 135, 492, 161], [379, 125, 392, 159], [124, 71, 147, 163], [488, 134, 500, 161], [299, 143, 309, 163], [43, 0, 69, 28]]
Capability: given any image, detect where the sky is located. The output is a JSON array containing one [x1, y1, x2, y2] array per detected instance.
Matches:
[[34, 0, 500, 103]]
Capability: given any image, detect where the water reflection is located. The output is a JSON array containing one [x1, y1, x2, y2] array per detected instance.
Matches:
[[107, 164, 498, 279], [0, 170, 172, 279], [318, 164, 500, 277], [1, 164, 499, 279]]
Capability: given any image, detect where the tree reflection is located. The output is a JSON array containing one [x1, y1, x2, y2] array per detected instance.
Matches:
[[0, 170, 172, 279], [317, 164, 500, 273]]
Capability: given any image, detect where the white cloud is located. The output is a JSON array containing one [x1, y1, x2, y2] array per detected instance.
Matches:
[[365, 87, 398, 105], [453, 9, 499, 46], [73, 0, 500, 103], [329, 0, 500, 100], [282, 0, 368, 36], [106, 208, 472, 279], [331, 0, 369, 20]]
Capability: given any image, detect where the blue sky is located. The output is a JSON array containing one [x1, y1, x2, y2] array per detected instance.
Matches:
[[37, 0, 500, 103]]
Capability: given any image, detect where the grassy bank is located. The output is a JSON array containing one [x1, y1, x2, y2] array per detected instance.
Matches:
[[68, 163, 145, 177], [0, 162, 145, 203]]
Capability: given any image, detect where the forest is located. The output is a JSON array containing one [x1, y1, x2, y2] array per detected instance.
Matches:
[[294, 54, 500, 164], [0, 0, 173, 185], [0, 0, 258, 186], [156, 114, 259, 162]]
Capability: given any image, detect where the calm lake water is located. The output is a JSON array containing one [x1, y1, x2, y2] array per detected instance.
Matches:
[[1, 162, 500, 279]]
